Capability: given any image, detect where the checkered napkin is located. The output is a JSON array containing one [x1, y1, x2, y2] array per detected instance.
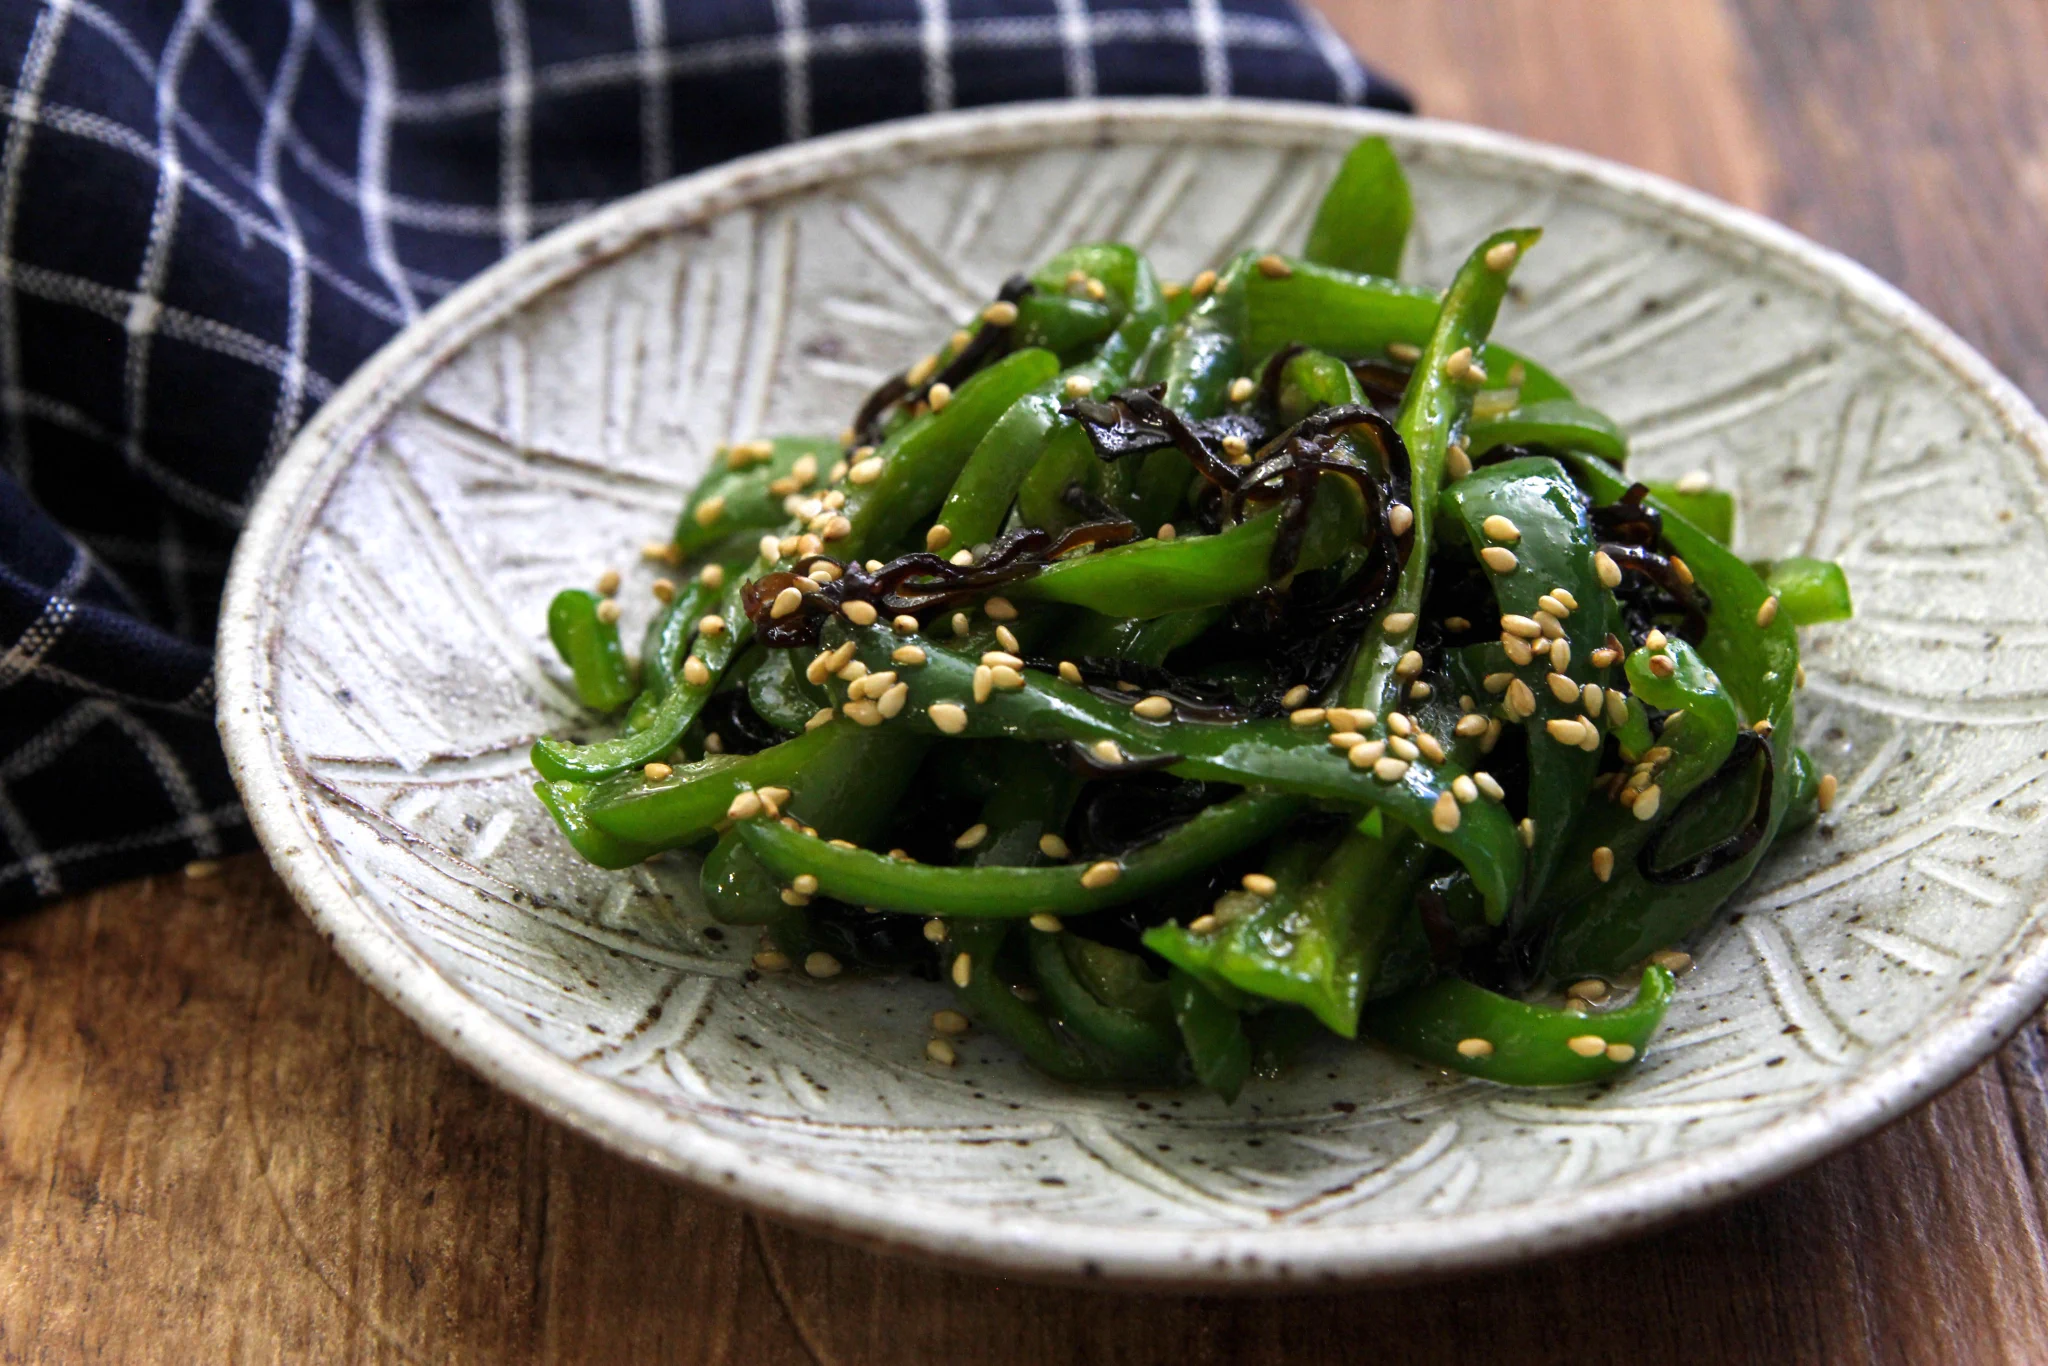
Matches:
[[0, 0, 1407, 912]]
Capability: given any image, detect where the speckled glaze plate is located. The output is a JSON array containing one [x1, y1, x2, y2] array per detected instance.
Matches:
[[218, 100, 2048, 1285]]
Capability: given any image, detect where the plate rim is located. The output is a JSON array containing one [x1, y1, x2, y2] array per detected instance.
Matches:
[[217, 96, 2048, 1284]]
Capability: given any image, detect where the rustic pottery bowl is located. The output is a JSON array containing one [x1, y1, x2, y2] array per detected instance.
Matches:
[[219, 99, 2048, 1285]]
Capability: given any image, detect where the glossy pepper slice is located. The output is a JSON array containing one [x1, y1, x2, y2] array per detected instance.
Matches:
[[674, 436, 842, 557], [547, 589, 637, 712], [1467, 398, 1628, 467], [1302, 134, 1412, 278], [731, 789, 1301, 917], [1145, 827, 1432, 1037], [1440, 454, 1625, 916], [1362, 965, 1675, 1084], [1343, 227, 1541, 717]]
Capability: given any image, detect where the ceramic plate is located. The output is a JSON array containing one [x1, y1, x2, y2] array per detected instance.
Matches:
[[218, 99, 2048, 1284]]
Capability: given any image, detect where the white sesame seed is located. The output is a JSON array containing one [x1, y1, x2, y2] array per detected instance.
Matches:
[[1389, 736, 1419, 761], [1415, 733, 1445, 763], [1091, 739, 1123, 765], [1241, 872, 1278, 896], [1228, 376, 1257, 403], [984, 596, 1018, 622], [1432, 791, 1462, 832], [990, 665, 1026, 692], [925, 524, 953, 552], [1395, 650, 1424, 678], [1028, 912, 1064, 934], [1594, 551, 1622, 589], [1633, 785, 1663, 821], [1081, 860, 1122, 889], [595, 599, 621, 625], [923, 919, 949, 944], [1501, 613, 1542, 639], [1451, 775, 1479, 804], [1481, 515, 1521, 544], [1484, 240, 1520, 271], [1474, 772, 1505, 801], [1546, 717, 1587, 746], [1518, 817, 1536, 847], [1605, 691, 1629, 727], [971, 665, 993, 704], [753, 950, 791, 972], [1388, 503, 1415, 536], [1581, 683, 1604, 716], [1483, 672, 1514, 695], [780, 888, 811, 906], [1373, 757, 1410, 782], [1385, 712, 1413, 736], [1281, 684, 1312, 709], [1133, 695, 1174, 720], [1456, 1037, 1495, 1059], [876, 682, 910, 718], [805, 707, 835, 731], [932, 1009, 971, 1036], [1348, 740, 1387, 768], [1756, 595, 1781, 628], [1455, 714, 1490, 737], [929, 702, 969, 734], [1537, 594, 1569, 618], [1329, 731, 1366, 750], [954, 823, 989, 850], [1567, 1035, 1607, 1058], [643, 762, 673, 782], [1481, 546, 1519, 574], [1190, 268, 1218, 297], [951, 952, 973, 988], [1606, 1042, 1637, 1063], [1650, 950, 1692, 974], [1445, 444, 1473, 480], [699, 613, 726, 637], [1546, 672, 1579, 705], [1388, 341, 1422, 363], [1818, 773, 1839, 813], [1506, 678, 1537, 717], [683, 655, 711, 687], [1256, 253, 1292, 279], [1592, 847, 1614, 882], [1290, 707, 1327, 726], [1675, 469, 1712, 494], [1549, 638, 1572, 672], [1443, 346, 1474, 380], [1501, 634, 1535, 666], [926, 1038, 958, 1066]]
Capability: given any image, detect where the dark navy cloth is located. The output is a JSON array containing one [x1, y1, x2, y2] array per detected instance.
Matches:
[[0, 0, 1406, 912]]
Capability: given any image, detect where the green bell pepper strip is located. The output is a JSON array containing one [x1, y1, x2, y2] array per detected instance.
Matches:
[[745, 642, 828, 731], [1542, 453, 1804, 978], [1012, 294, 1117, 361], [1531, 637, 1741, 971], [1029, 932, 1184, 1075], [1169, 968, 1253, 1101], [699, 831, 796, 927], [532, 779, 663, 869], [1362, 965, 1675, 1084], [1343, 227, 1543, 716], [731, 789, 1301, 917], [1468, 399, 1629, 467], [674, 435, 841, 557], [1440, 454, 1623, 916], [535, 577, 723, 781], [937, 249, 1168, 547], [1124, 251, 1255, 527], [1642, 481, 1734, 544], [1008, 474, 1364, 618], [1302, 134, 1412, 279], [1782, 745, 1822, 833], [657, 624, 1525, 917], [547, 589, 638, 712], [1242, 256, 1571, 404], [1761, 555, 1854, 624], [838, 347, 1062, 561], [1145, 827, 1432, 1037], [1276, 347, 1369, 428], [1056, 605, 1222, 667]]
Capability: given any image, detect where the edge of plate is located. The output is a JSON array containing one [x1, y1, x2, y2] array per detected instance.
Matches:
[[218, 97, 2048, 1286]]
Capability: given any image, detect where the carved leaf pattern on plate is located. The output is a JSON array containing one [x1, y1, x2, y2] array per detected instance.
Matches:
[[246, 114, 2048, 1258]]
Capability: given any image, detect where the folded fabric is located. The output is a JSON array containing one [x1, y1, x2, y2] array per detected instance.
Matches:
[[0, 0, 1407, 912]]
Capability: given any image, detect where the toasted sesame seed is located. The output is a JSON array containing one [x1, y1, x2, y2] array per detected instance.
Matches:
[[953, 823, 989, 850], [1445, 444, 1473, 481], [1484, 239, 1520, 271], [990, 665, 1025, 692], [1650, 950, 1693, 974], [924, 524, 953, 553], [928, 702, 969, 735], [1503, 637, 1538, 668], [892, 645, 928, 668], [849, 456, 885, 486], [753, 950, 791, 972], [1280, 684, 1312, 709], [1480, 546, 1519, 574], [1482, 672, 1514, 695], [1670, 556, 1694, 586], [1581, 683, 1605, 717], [1546, 717, 1588, 746], [1648, 655, 1677, 679], [950, 952, 973, 988], [1546, 672, 1579, 705], [842, 699, 881, 726], [1395, 650, 1425, 678], [1183, 914, 1220, 935], [1133, 695, 1174, 720], [1567, 1035, 1607, 1058], [1190, 268, 1218, 296], [1534, 610, 1562, 640], [1383, 711, 1410, 737], [1234, 872, 1277, 898], [1644, 628, 1668, 652], [1283, 707, 1327, 729], [673, 653, 707, 688], [1633, 785, 1663, 821], [1431, 791, 1462, 832], [1228, 376, 1257, 403], [1536, 596, 1570, 622], [1330, 707, 1376, 731], [1474, 772, 1505, 802], [699, 614, 726, 637], [1220, 435, 1249, 462], [1456, 1037, 1495, 1059], [1506, 678, 1537, 717], [703, 734, 725, 754], [595, 568, 621, 596], [968, 665, 994, 705], [1416, 733, 1446, 763], [1606, 1042, 1638, 1063], [693, 494, 727, 528], [1817, 773, 1839, 813], [1343, 737, 1392, 770], [1384, 504, 1414, 538], [1590, 846, 1616, 883], [876, 682, 910, 718], [1675, 469, 1712, 494], [1388, 736, 1419, 761], [1450, 774, 1479, 804], [1081, 860, 1121, 889], [1548, 639, 1571, 672], [1644, 745, 1673, 763], [1091, 739, 1124, 766], [1518, 817, 1536, 847], [1084, 277, 1107, 300], [1594, 551, 1622, 588], [990, 623, 1020, 654], [1373, 756, 1410, 782], [821, 515, 852, 541], [1016, 913, 1061, 937], [1501, 614, 1542, 639], [930, 1009, 972, 1039], [1443, 345, 1474, 379], [596, 598, 621, 625], [767, 586, 803, 620], [1752, 718, 1774, 737], [1256, 253, 1292, 278], [1480, 515, 1521, 545], [1455, 713, 1490, 737], [1754, 594, 1782, 629], [1567, 979, 1608, 1005], [921, 1038, 957, 1066], [805, 707, 835, 731], [1154, 522, 1178, 543], [982, 595, 1018, 623]]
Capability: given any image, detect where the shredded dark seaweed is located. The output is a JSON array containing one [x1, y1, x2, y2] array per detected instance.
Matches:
[[1637, 730, 1776, 885]]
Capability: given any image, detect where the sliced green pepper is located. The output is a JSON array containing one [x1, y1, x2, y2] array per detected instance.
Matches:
[[1302, 134, 1411, 278], [547, 589, 637, 713], [1363, 965, 1675, 1084], [1468, 398, 1628, 467]]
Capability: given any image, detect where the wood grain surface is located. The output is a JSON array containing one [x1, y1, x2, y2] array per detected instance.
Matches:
[[8, 2, 2048, 1361]]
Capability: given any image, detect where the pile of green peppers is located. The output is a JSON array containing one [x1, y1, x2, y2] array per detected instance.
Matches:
[[532, 137, 1853, 1100]]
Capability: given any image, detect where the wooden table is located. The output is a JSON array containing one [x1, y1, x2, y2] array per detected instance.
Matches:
[[9, 2, 2048, 1359]]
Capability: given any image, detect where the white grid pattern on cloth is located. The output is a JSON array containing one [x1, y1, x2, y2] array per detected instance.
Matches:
[[0, 0, 1400, 910]]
